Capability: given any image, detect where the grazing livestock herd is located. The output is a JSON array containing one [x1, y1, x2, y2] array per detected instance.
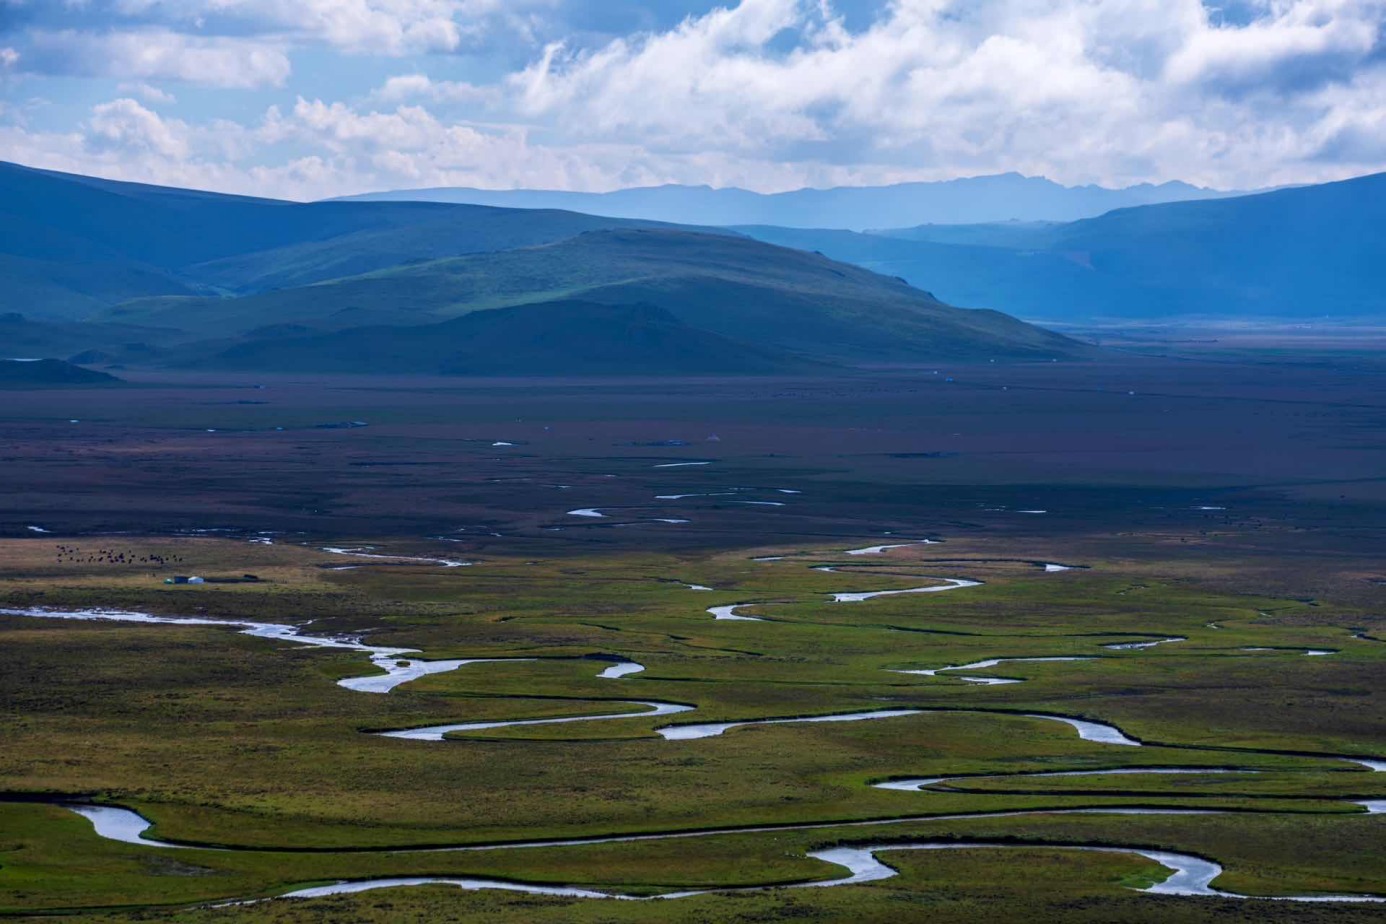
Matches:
[[52, 545, 184, 567]]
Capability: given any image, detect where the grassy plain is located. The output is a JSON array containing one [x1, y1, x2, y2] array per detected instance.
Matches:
[[1, 532, 1383, 920], [1, 359, 1383, 920]]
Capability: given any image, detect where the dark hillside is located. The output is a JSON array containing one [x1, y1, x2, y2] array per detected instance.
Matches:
[[0, 358, 122, 387], [204, 301, 825, 375], [113, 229, 1084, 364]]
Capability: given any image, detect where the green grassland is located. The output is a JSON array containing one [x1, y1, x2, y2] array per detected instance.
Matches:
[[1, 533, 1383, 921]]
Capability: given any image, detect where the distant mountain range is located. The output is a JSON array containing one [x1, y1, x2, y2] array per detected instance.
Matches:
[[741, 171, 1386, 322], [114, 229, 1076, 368], [337, 174, 1248, 230], [0, 160, 692, 318], [3, 159, 1378, 376], [0, 161, 1084, 374]]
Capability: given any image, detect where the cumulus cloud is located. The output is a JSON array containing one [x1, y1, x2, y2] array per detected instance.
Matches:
[[1, 0, 1384, 195], [87, 97, 190, 159], [503, 0, 1386, 187], [117, 82, 177, 105], [1166, 0, 1384, 90], [0, 87, 867, 200], [371, 73, 497, 105]]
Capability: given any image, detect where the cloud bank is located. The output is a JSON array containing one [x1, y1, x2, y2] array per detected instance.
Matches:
[[0, 0, 1382, 198]]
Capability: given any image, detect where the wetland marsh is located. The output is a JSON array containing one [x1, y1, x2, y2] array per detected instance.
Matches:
[[1, 363, 1384, 922]]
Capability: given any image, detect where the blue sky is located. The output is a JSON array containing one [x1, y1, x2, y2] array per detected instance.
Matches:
[[0, 0, 1382, 199]]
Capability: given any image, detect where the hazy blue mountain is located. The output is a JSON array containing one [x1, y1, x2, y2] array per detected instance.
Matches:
[[0, 161, 700, 317], [4, 157, 1372, 351], [742, 172, 1386, 322], [0, 160, 420, 270], [0, 160, 1084, 373], [872, 221, 1061, 248], [336, 174, 1244, 230], [737, 225, 1097, 322]]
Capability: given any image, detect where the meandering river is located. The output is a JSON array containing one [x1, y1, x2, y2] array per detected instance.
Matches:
[[6, 542, 1383, 909]]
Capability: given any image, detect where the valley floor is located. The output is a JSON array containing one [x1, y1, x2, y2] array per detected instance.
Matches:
[[1, 358, 1382, 921]]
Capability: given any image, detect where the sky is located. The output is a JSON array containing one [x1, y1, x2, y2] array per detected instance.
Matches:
[[0, 0, 1383, 200]]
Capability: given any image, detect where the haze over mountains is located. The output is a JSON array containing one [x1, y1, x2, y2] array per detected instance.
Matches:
[[341, 171, 1385, 325], [0, 161, 1081, 374], [743, 171, 1386, 323], [1, 159, 1381, 379], [340, 174, 1246, 230], [0, 160, 678, 318]]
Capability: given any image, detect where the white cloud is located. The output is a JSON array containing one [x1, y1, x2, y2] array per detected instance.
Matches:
[[0, 47, 19, 69], [87, 97, 190, 159], [4, 0, 556, 55], [0, 103, 340, 198], [1166, 0, 1384, 87], [117, 81, 177, 105], [285, 99, 472, 153], [2, 0, 1384, 196], [0, 87, 878, 200], [201, 0, 468, 55], [502, 0, 1386, 187], [24, 29, 291, 88], [371, 73, 496, 105]]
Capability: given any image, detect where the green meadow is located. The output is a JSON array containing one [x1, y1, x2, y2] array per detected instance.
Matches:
[[1, 533, 1382, 921]]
